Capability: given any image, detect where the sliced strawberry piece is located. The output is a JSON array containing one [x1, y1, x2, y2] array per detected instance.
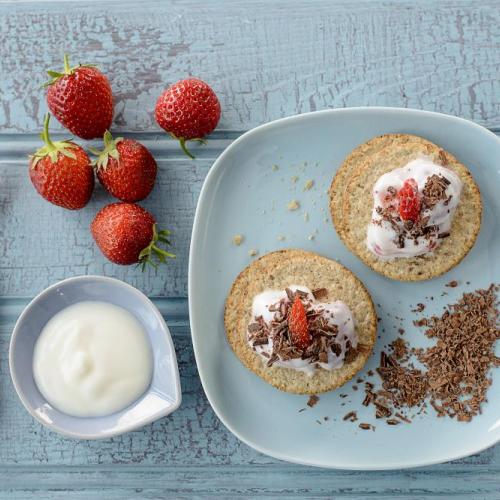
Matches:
[[288, 296, 310, 350], [397, 178, 421, 222]]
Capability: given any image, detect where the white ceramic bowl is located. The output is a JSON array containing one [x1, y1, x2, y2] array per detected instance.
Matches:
[[9, 275, 181, 439]]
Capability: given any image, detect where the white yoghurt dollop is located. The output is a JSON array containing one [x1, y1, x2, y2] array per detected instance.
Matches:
[[367, 157, 462, 259], [33, 301, 153, 418], [249, 285, 357, 375]]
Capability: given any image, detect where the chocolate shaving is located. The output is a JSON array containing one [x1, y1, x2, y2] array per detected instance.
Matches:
[[307, 395, 319, 408], [422, 174, 450, 210], [412, 303, 426, 313], [312, 288, 328, 300], [445, 280, 458, 288], [358, 423, 372, 430], [391, 338, 408, 360], [395, 412, 412, 423], [343, 411, 358, 422]]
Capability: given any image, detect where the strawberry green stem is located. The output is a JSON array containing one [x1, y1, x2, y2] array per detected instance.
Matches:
[[30, 114, 77, 168], [43, 54, 96, 87], [178, 137, 208, 160], [138, 224, 175, 271], [63, 53, 71, 74], [179, 138, 195, 159], [40, 114, 56, 152], [90, 130, 123, 170]]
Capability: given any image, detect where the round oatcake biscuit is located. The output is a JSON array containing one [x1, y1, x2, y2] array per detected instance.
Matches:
[[340, 134, 482, 281], [224, 249, 377, 394]]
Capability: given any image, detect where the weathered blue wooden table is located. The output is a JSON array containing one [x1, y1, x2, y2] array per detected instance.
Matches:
[[1, 1, 499, 497]]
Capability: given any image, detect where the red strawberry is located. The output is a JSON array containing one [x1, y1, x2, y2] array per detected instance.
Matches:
[[91, 131, 157, 202], [29, 114, 94, 210], [45, 54, 113, 140], [288, 296, 310, 350], [155, 78, 221, 158], [91, 202, 174, 269], [398, 178, 421, 222]]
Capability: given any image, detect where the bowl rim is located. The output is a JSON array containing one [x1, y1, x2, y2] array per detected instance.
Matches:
[[9, 274, 182, 440], [188, 106, 500, 469]]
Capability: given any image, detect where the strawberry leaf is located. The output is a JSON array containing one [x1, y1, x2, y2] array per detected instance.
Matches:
[[137, 223, 175, 271], [30, 114, 78, 168]]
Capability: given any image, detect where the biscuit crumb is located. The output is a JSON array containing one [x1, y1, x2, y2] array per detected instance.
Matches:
[[272, 164, 279, 171], [303, 179, 314, 191], [287, 200, 300, 211], [248, 249, 258, 257], [232, 234, 244, 246], [308, 234, 315, 241], [277, 235, 286, 241], [291, 176, 299, 185]]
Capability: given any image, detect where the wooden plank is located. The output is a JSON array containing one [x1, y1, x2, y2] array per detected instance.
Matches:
[[1, 297, 499, 470], [0, 0, 498, 134], [2, 466, 500, 498]]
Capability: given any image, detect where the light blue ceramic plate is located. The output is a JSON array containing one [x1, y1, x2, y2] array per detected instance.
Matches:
[[10, 275, 181, 439], [189, 107, 500, 469]]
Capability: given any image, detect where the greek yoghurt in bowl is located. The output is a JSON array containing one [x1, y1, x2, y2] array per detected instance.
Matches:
[[33, 301, 153, 418], [9, 275, 181, 439]]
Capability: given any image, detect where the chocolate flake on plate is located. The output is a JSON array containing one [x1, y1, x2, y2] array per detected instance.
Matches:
[[307, 395, 319, 408], [365, 285, 500, 424], [343, 411, 357, 422], [358, 423, 373, 430]]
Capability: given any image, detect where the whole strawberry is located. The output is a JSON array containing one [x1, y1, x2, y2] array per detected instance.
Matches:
[[155, 78, 221, 158], [29, 114, 94, 210], [91, 202, 174, 269], [91, 131, 157, 202], [45, 54, 113, 140]]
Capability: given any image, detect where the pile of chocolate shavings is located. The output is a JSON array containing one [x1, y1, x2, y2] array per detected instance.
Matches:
[[373, 174, 452, 249], [418, 284, 500, 421], [247, 288, 356, 368], [421, 174, 451, 209], [363, 284, 500, 424]]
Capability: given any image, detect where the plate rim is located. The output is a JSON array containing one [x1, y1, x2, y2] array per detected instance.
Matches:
[[188, 106, 500, 470]]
